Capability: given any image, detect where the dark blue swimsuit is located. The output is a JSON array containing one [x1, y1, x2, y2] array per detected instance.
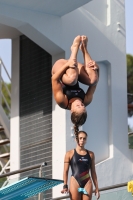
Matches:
[[70, 149, 91, 188], [62, 82, 85, 108]]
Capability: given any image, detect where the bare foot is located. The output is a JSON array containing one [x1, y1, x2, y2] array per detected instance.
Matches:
[[80, 35, 88, 53], [71, 35, 81, 52], [69, 35, 81, 62]]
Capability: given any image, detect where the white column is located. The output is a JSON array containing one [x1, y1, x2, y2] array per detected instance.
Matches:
[[10, 37, 20, 177], [52, 52, 67, 198]]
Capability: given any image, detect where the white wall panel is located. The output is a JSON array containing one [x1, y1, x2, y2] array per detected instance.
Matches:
[[83, 62, 110, 163]]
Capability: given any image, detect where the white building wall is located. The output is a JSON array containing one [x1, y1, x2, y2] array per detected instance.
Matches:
[[0, 0, 132, 198], [52, 52, 66, 196], [53, 0, 133, 197], [60, 0, 133, 190]]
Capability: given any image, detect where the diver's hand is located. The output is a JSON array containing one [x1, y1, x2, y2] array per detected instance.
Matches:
[[95, 188, 100, 199], [67, 59, 77, 68], [61, 188, 69, 194], [87, 60, 98, 71]]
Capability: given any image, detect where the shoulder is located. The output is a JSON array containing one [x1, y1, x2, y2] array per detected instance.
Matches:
[[66, 149, 74, 156], [54, 93, 68, 109], [65, 149, 74, 159], [87, 150, 95, 160]]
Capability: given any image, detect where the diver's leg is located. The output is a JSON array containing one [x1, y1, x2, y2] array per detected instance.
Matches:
[[52, 36, 80, 85], [69, 176, 82, 200], [78, 36, 99, 86], [82, 179, 93, 200]]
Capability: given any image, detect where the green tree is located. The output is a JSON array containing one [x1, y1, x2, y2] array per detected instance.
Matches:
[[127, 54, 133, 94], [127, 54, 133, 119], [1, 83, 11, 117]]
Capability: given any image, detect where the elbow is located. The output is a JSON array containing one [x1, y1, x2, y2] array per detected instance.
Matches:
[[51, 75, 57, 83], [90, 76, 99, 86], [64, 169, 69, 174], [91, 169, 96, 176], [52, 74, 60, 82], [51, 75, 55, 81]]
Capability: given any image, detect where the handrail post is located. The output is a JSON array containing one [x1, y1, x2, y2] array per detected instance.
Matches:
[[38, 162, 47, 200]]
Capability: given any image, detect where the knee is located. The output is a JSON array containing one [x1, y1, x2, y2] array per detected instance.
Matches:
[[62, 69, 78, 86], [69, 73, 78, 85], [67, 72, 78, 85]]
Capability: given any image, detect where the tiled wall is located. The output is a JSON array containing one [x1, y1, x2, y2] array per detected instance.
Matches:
[[20, 35, 52, 199]]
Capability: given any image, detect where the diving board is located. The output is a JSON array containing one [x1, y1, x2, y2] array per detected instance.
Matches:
[[0, 177, 63, 200]]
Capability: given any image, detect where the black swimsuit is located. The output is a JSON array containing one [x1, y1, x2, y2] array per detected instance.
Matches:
[[70, 149, 91, 188], [62, 82, 85, 108]]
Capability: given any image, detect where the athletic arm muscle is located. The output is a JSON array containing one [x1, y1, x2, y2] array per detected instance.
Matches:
[[63, 152, 70, 185], [51, 78, 68, 108], [83, 85, 97, 106], [90, 152, 100, 198]]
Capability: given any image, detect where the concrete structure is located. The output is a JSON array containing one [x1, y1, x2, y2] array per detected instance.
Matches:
[[0, 0, 132, 199]]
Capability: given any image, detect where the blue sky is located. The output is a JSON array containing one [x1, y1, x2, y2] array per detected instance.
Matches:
[[125, 0, 133, 55]]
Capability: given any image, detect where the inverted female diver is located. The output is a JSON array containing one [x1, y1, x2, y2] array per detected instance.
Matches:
[[61, 129, 100, 200], [52, 35, 99, 126]]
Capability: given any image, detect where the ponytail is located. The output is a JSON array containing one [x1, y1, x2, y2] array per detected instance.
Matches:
[[73, 125, 79, 143]]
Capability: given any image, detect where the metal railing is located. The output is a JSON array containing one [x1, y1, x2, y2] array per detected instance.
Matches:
[[0, 163, 129, 200], [0, 162, 47, 200], [52, 182, 127, 200], [0, 58, 11, 116], [0, 162, 47, 179], [0, 58, 11, 187], [128, 132, 133, 136]]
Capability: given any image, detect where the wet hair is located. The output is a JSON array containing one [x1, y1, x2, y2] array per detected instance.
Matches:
[[73, 127, 88, 144], [71, 111, 87, 127]]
